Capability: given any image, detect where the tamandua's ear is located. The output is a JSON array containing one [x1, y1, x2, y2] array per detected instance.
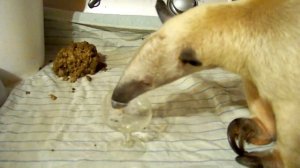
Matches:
[[155, 0, 175, 23], [179, 48, 202, 66]]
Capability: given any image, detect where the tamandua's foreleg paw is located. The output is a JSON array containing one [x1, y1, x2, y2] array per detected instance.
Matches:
[[227, 117, 274, 156]]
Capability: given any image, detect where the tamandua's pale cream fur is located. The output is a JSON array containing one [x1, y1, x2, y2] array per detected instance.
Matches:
[[112, 0, 300, 167]]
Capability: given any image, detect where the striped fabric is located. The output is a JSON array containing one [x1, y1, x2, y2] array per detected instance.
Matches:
[[0, 10, 251, 168]]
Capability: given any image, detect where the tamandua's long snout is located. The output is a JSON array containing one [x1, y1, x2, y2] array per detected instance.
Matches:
[[111, 80, 151, 108], [111, 0, 174, 109], [111, 100, 127, 109]]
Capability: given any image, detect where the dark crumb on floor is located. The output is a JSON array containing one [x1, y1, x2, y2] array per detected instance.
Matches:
[[86, 75, 92, 81], [39, 67, 42, 70], [49, 94, 57, 100], [51, 149, 55, 152], [25, 91, 30, 95], [110, 119, 119, 123], [72, 88, 76, 93], [94, 144, 97, 147]]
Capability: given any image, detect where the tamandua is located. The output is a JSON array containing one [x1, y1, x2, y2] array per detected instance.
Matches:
[[111, 0, 300, 167]]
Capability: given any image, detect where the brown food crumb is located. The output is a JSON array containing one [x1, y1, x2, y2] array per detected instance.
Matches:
[[52, 41, 107, 82], [86, 75, 92, 81], [72, 88, 76, 93], [51, 149, 55, 152], [63, 76, 69, 81], [25, 91, 30, 95], [49, 94, 57, 100], [94, 144, 97, 147]]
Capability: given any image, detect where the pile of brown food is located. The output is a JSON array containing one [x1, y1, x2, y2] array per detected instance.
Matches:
[[52, 41, 107, 82]]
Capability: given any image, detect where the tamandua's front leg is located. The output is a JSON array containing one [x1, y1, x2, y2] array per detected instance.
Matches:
[[227, 80, 279, 167]]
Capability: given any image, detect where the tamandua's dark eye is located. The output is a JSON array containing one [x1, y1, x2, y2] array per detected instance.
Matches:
[[181, 59, 202, 66], [179, 48, 202, 66]]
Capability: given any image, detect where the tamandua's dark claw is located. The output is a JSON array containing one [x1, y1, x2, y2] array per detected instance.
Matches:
[[227, 118, 248, 155], [227, 118, 260, 155], [236, 154, 263, 168]]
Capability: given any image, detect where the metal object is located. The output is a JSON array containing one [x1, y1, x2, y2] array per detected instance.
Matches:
[[0, 80, 7, 106], [167, 0, 198, 15], [87, 0, 199, 15], [88, 0, 101, 8]]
